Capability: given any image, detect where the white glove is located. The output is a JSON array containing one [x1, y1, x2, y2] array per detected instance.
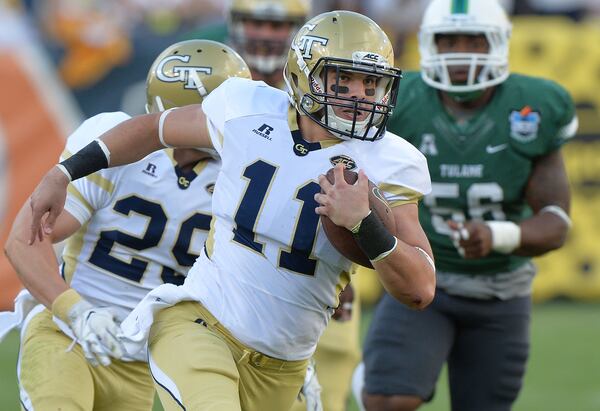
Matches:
[[68, 301, 125, 366], [299, 358, 323, 411], [53, 289, 125, 367]]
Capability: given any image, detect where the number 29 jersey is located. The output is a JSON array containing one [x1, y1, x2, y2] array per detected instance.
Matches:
[[184, 78, 431, 360], [61, 112, 218, 323]]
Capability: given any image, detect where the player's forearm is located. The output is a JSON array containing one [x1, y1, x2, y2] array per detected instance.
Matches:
[[5, 208, 68, 308], [515, 212, 570, 256], [55, 115, 164, 184], [100, 113, 164, 167], [516, 149, 571, 256], [373, 241, 436, 310]]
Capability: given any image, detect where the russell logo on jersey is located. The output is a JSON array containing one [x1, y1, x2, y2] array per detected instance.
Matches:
[[252, 123, 274, 140], [142, 163, 158, 177]]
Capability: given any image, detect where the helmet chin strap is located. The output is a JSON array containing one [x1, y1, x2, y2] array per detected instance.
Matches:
[[323, 106, 371, 140]]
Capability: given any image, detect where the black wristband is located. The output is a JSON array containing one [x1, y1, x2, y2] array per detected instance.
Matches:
[[59, 141, 109, 181], [351, 211, 397, 261]]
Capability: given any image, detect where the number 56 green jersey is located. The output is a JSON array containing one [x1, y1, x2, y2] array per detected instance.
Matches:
[[388, 71, 577, 275]]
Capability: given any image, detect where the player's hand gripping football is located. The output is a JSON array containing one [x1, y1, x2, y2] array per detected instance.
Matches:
[[447, 220, 493, 259], [66, 300, 126, 367], [28, 166, 70, 245], [315, 164, 370, 230]]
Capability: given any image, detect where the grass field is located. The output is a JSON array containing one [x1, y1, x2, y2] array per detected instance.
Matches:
[[346, 301, 600, 411], [1, 302, 599, 410]]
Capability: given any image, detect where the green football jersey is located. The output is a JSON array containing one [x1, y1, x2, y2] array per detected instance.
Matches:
[[388, 71, 577, 275]]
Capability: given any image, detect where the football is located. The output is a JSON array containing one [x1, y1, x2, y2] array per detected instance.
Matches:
[[320, 168, 396, 268]]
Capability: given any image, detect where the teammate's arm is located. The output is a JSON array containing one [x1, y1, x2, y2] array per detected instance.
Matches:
[[449, 149, 571, 258], [28, 104, 211, 244], [6, 201, 125, 366], [5, 201, 81, 307]]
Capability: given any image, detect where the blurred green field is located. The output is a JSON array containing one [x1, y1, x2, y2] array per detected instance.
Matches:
[[1, 302, 599, 410]]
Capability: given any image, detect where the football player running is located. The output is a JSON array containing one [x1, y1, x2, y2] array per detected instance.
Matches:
[[4, 40, 250, 410], [354, 1, 577, 411], [190, 1, 364, 409], [27, 11, 436, 411]]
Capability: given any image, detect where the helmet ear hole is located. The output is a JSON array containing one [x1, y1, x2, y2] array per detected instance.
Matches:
[[291, 72, 299, 87]]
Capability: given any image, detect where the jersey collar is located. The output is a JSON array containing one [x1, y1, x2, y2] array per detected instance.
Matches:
[[287, 107, 340, 156], [164, 149, 209, 190]]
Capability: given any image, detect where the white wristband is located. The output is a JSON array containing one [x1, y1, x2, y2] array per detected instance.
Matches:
[[539, 205, 572, 228], [486, 221, 521, 254], [96, 139, 111, 166], [158, 108, 176, 148]]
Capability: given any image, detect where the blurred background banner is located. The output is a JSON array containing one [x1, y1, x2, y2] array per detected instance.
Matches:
[[1, 0, 600, 308], [0, 2, 80, 310]]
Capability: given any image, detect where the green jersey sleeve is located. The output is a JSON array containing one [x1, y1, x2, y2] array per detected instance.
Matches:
[[504, 74, 577, 157]]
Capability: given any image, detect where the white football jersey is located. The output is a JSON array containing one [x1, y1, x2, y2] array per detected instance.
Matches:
[[182, 78, 431, 360], [61, 112, 218, 322]]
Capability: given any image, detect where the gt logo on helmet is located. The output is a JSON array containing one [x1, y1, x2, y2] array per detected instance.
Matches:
[[297, 35, 328, 58], [155, 55, 212, 89]]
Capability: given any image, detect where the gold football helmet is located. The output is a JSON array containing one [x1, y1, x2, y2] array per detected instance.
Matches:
[[284, 11, 402, 141], [229, 0, 310, 75], [145, 39, 252, 113]]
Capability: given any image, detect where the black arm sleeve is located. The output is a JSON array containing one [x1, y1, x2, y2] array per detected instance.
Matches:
[[59, 140, 109, 181]]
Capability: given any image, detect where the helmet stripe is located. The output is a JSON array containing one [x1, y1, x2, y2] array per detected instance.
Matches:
[[451, 0, 468, 14]]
